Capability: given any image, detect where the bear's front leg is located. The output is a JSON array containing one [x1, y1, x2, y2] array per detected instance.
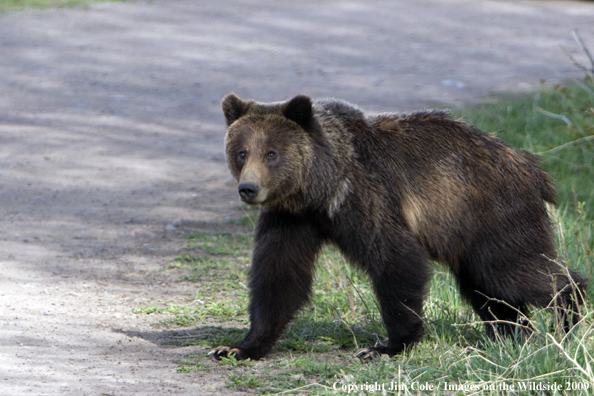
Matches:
[[210, 210, 322, 360], [352, 236, 430, 360]]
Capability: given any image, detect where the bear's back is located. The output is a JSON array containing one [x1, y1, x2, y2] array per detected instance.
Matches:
[[359, 110, 556, 265]]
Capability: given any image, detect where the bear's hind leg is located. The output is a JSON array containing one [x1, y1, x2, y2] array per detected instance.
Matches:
[[546, 266, 587, 333], [463, 283, 530, 339], [456, 259, 533, 339], [456, 253, 587, 339]]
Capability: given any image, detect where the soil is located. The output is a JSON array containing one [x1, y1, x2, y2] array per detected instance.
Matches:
[[0, 0, 593, 394]]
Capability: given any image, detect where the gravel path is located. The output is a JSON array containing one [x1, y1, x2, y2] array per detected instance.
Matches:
[[0, 0, 593, 394]]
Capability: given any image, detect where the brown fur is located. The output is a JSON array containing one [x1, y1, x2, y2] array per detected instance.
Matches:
[[210, 94, 587, 361]]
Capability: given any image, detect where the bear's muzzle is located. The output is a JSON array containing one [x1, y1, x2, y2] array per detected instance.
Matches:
[[238, 182, 259, 203]]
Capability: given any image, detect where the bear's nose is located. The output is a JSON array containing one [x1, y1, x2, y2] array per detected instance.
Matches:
[[238, 182, 259, 203]]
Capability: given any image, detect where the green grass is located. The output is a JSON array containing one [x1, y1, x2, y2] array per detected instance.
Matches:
[[0, 0, 125, 13], [138, 80, 594, 394]]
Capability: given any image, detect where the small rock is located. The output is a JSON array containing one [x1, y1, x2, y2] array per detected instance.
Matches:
[[441, 79, 466, 89]]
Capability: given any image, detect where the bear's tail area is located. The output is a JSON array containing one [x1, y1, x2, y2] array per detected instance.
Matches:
[[538, 169, 558, 206], [522, 150, 558, 205]]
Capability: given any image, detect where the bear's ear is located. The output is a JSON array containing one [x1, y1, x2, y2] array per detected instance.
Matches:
[[222, 93, 250, 126], [282, 95, 313, 129]]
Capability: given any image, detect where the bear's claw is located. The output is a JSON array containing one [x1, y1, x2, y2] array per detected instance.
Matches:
[[354, 348, 379, 361], [209, 345, 240, 360]]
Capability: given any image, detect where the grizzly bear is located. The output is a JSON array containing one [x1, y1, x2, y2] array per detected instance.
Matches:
[[209, 93, 587, 361]]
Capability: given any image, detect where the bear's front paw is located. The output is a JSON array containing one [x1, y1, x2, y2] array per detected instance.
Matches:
[[209, 344, 261, 361], [209, 345, 241, 360]]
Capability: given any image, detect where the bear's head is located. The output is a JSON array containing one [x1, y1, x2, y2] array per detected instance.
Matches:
[[222, 94, 316, 208]]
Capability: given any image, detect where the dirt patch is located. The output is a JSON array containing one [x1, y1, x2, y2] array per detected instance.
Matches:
[[0, 0, 593, 394]]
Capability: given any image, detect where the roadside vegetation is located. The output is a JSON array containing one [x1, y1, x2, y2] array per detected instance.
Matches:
[[0, 0, 125, 13], [137, 80, 594, 394]]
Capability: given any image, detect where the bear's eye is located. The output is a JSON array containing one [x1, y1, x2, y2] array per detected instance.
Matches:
[[265, 150, 277, 160], [237, 150, 247, 162]]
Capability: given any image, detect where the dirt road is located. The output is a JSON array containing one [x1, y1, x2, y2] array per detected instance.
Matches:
[[0, 0, 593, 394]]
